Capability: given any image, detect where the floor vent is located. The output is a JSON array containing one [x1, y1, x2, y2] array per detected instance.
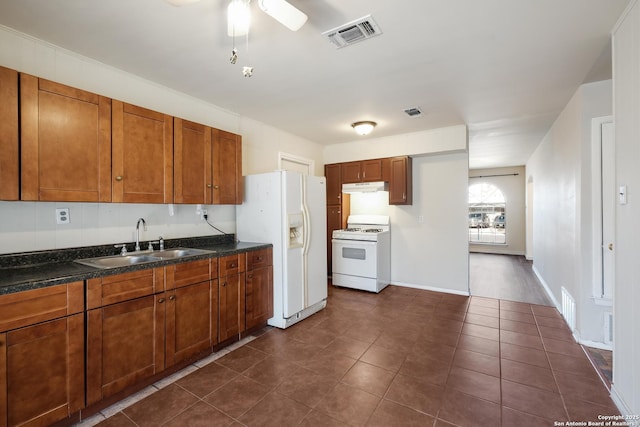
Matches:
[[604, 312, 613, 345], [561, 287, 576, 331], [322, 15, 382, 49]]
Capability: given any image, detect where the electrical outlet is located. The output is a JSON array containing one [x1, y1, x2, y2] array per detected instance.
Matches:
[[56, 208, 70, 225]]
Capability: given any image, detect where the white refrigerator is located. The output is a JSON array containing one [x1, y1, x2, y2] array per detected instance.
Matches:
[[236, 170, 327, 329]]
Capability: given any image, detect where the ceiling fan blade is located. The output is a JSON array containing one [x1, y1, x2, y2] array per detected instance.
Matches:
[[258, 0, 307, 31], [165, 0, 201, 6]]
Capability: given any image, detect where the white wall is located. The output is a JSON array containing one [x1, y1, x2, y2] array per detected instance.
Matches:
[[0, 26, 324, 254], [526, 79, 612, 346], [327, 133, 470, 295], [612, 0, 640, 415], [469, 166, 526, 256]]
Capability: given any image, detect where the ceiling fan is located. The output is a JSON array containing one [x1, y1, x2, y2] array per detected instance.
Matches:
[[165, 0, 308, 32]]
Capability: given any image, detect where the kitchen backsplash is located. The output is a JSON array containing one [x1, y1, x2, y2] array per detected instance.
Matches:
[[0, 201, 236, 255]]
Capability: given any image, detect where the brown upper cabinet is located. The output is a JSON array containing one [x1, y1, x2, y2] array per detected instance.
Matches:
[[388, 156, 412, 205], [112, 101, 173, 203], [324, 163, 342, 206], [20, 74, 112, 202], [341, 159, 383, 183], [0, 66, 19, 201], [174, 118, 211, 204], [174, 120, 243, 205], [212, 129, 242, 204]]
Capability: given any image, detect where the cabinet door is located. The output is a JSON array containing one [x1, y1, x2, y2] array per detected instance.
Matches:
[[362, 159, 383, 182], [86, 295, 165, 405], [20, 74, 112, 202], [212, 129, 242, 205], [389, 156, 413, 205], [1, 314, 84, 427], [324, 163, 342, 206], [0, 66, 18, 201], [341, 162, 362, 183], [326, 206, 342, 275], [165, 281, 212, 367], [245, 266, 273, 330], [112, 101, 173, 203], [218, 274, 245, 342], [174, 118, 212, 204]]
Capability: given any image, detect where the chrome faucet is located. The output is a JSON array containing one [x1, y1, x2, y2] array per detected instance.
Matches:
[[135, 218, 147, 251]]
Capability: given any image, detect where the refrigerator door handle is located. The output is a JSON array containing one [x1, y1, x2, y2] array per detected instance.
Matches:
[[301, 175, 310, 308]]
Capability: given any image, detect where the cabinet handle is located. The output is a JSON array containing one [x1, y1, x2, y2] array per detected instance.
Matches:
[[169, 295, 176, 301], [158, 298, 165, 303], [115, 176, 123, 181], [222, 282, 227, 287], [248, 274, 253, 279], [230, 263, 236, 268], [207, 184, 213, 188], [214, 185, 220, 189]]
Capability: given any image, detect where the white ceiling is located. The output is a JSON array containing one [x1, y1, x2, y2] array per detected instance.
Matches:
[[0, 0, 629, 169]]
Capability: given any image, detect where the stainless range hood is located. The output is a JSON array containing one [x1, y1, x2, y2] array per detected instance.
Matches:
[[342, 181, 388, 193]]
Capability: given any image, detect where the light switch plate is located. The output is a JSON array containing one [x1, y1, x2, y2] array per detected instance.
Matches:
[[56, 208, 70, 225]]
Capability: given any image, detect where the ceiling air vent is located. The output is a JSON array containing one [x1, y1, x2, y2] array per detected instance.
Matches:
[[322, 15, 382, 49], [403, 107, 423, 118]]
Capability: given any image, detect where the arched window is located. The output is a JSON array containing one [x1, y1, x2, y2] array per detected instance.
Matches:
[[468, 183, 506, 244]]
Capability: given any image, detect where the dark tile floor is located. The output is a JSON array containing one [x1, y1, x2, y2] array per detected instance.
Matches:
[[84, 283, 620, 427]]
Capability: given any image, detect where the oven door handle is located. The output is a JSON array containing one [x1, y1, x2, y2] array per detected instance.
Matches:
[[332, 239, 378, 246]]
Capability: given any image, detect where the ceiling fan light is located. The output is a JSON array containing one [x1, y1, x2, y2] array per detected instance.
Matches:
[[228, 0, 251, 37], [351, 121, 377, 136], [258, 0, 308, 31]]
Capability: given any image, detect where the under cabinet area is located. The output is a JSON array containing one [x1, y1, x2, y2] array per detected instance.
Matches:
[[0, 282, 85, 427]]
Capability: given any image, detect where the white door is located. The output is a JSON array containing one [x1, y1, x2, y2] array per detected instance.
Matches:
[[601, 121, 615, 300]]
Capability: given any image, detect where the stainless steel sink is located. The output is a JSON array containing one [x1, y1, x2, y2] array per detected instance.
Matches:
[[75, 247, 215, 269], [155, 247, 215, 259], [75, 253, 162, 269]]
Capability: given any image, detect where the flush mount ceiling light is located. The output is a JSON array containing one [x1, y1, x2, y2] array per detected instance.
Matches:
[[351, 121, 377, 136]]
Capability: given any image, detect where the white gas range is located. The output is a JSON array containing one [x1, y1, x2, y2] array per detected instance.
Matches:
[[331, 215, 391, 293]]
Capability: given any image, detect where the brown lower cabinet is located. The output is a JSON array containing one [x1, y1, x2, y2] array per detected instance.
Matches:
[[1, 248, 272, 424], [0, 282, 85, 427]]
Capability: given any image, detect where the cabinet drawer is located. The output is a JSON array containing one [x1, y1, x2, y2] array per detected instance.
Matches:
[[87, 268, 164, 309], [246, 248, 272, 271], [0, 281, 84, 332], [219, 254, 246, 277], [166, 259, 211, 289]]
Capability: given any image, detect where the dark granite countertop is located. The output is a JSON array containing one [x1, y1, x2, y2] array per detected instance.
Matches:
[[0, 235, 271, 296]]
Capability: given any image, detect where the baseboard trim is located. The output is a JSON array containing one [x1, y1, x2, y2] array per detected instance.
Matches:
[[391, 281, 470, 297], [610, 384, 633, 418], [531, 264, 561, 309]]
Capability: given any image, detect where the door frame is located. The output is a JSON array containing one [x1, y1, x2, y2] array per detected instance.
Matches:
[[278, 152, 314, 176], [590, 115, 614, 304]]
